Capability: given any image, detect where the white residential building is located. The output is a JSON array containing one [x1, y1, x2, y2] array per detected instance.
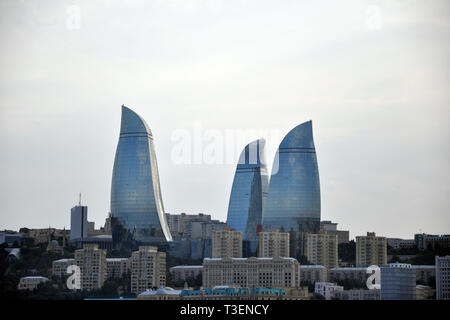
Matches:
[[314, 282, 344, 300], [17, 276, 49, 291]]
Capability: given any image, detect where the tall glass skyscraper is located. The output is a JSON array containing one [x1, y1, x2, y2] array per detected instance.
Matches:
[[262, 121, 321, 235], [226, 139, 269, 240], [110, 105, 172, 243]]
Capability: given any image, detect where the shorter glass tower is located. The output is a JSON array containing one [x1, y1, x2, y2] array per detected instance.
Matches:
[[226, 139, 269, 240], [262, 121, 321, 235]]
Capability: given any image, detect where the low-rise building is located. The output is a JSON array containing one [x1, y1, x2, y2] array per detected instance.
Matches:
[[137, 287, 182, 300], [411, 265, 435, 284], [380, 263, 416, 300], [169, 265, 203, 282], [180, 286, 309, 300], [17, 276, 49, 291], [203, 257, 300, 289], [300, 265, 327, 283], [328, 267, 369, 283], [52, 258, 75, 278], [0, 231, 21, 247], [332, 289, 380, 300], [415, 234, 450, 251], [416, 285, 435, 300], [387, 238, 415, 250], [314, 282, 344, 300]]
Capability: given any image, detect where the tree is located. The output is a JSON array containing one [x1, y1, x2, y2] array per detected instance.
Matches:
[[300, 280, 315, 293], [338, 240, 356, 264], [336, 278, 366, 290]]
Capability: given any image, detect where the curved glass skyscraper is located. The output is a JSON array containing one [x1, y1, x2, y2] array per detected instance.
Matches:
[[226, 139, 269, 240], [262, 121, 321, 235], [110, 105, 172, 243]]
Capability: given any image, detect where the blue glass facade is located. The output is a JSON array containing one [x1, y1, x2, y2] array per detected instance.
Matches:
[[110, 106, 172, 242], [262, 121, 321, 235], [226, 139, 269, 240]]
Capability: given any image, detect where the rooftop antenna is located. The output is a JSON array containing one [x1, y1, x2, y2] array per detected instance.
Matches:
[[79, 192, 81, 206]]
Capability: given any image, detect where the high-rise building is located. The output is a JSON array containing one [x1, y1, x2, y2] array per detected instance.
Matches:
[[211, 229, 243, 258], [356, 232, 387, 267], [380, 263, 416, 300], [202, 257, 300, 289], [435, 255, 450, 300], [263, 121, 321, 236], [130, 246, 166, 294], [70, 205, 87, 240], [110, 106, 172, 243], [226, 139, 269, 240], [320, 221, 350, 244], [303, 232, 338, 269], [75, 243, 107, 291], [257, 229, 290, 258], [165, 213, 211, 238], [106, 258, 130, 279]]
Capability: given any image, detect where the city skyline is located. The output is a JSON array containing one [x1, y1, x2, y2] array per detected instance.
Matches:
[[0, 1, 449, 240]]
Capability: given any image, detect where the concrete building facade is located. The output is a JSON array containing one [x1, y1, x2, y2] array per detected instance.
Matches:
[[52, 258, 75, 278], [258, 230, 290, 258], [75, 243, 107, 291], [300, 265, 327, 283], [130, 246, 166, 294], [106, 258, 130, 279], [202, 257, 300, 289], [303, 232, 338, 269], [211, 229, 243, 258], [356, 232, 387, 267], [314, 282, 344, 300], [169, 265, 203, 282]]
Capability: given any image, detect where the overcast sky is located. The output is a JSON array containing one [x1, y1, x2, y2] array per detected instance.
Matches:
[[0, 0, 449, 239]]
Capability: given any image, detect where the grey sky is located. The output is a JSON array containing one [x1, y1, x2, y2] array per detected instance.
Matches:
[[0, 0, 449, 239]]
